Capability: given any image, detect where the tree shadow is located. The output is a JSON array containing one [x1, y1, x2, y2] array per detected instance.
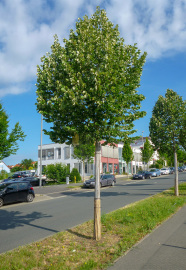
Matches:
[[67, 228, 93, 240], [0, 209, 57, 233]]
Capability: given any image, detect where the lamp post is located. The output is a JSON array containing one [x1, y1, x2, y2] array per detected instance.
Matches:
[[39, 114, 43, 187]]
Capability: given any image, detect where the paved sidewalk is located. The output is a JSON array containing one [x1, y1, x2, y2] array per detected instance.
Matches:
[[108, 205, 186, 270]]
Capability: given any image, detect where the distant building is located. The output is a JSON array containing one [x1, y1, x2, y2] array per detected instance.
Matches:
[[37, 138, 159, 177], [0, 161, 10, 173]]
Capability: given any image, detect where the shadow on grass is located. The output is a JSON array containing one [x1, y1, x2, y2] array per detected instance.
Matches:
[[67, 228, 93, 240]]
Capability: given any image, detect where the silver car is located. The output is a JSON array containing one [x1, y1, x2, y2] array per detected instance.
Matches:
[[83, 174, 116, 188]]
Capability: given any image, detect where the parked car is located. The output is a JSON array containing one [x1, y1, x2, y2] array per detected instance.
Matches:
[[148, 168, 161, 177], [21, 177, 46, 186], [83, 174, 116, 188], [160, 168, 170, 175], [0, 181, 35, 207], [133, 171, 152, 180], [178, 167, 184, 172]]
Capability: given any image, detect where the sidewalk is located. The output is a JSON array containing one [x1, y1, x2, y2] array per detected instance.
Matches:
[[108, 205, 186, 270]]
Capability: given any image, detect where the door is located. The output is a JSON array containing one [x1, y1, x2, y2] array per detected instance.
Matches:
[[3, 183, 18, 204]]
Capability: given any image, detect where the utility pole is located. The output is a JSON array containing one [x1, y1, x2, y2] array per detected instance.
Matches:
[[39, 114, 43, 187]]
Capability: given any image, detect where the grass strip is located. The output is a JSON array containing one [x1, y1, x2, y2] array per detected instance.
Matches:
[[1, 183, 186, 270]]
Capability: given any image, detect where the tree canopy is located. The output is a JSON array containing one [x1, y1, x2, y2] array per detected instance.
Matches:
[[141, 138, 154, 165], [122, 140, 133, 174], [0, 102, 26, 160], [149, 89, 186, 196], [149, 89, 185, 154], [20, 159, 34, 170], [36, 7, 147, 146]]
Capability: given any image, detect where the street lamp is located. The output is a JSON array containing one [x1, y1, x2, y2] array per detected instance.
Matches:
[[39, 114, 43, 187]]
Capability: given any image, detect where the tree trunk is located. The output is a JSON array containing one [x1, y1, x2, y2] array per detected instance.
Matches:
[[174, 150, 179, 196], [83, 161, 85, 182], [94, 141, 101, 240]]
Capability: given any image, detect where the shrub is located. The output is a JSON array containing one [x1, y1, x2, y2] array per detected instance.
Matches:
[[70, 168, 81, 182], [45, 163, 70, 183], [0, 170, 8, 180]]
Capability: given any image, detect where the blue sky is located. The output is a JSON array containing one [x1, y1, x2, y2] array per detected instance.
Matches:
[[1, 0, 186, 165]]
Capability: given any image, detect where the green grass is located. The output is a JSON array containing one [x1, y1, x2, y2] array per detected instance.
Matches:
[[1, 183, 186, 270]]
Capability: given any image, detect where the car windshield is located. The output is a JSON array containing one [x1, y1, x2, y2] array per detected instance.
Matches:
[[150, 169, 156, 172]]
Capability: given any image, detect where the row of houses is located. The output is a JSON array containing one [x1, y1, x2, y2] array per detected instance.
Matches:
[[37, 138, 159, 177]]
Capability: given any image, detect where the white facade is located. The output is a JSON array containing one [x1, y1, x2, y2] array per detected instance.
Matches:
[[0, 161, 10, 173], [38, 143, 94, 177], [38, 138, 159, 177]]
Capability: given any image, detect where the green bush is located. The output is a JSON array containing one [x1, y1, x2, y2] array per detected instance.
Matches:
[[0, 170, 8, 180], [70, 168, 81, 182], [45, 163, 70, 183]]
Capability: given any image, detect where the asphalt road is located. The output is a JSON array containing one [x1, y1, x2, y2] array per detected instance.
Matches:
[[0, 173, 185, 254]]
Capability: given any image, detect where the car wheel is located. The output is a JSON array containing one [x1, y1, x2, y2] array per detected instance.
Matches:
[[26, 194, 34, 203], [0, 198, 3, 207], [111, 181, 115, 186]]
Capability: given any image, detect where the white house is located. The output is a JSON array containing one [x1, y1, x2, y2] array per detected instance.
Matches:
[[0, 161, 10, 173]]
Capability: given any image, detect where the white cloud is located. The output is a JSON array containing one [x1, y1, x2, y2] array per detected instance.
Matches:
[[1, 0, 186, 97]]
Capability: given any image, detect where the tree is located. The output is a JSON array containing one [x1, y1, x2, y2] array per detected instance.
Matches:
[[36, 7, 147, 240], [0, 102, 26, 160], [179, 114, 186, 150], [141, 138, 154, 170], [73, 137, 95, 181], [122, 140, 133, 176], [70, 168, 81, 182], [149, 89, 186, 196], [20, 159, 34, 170]]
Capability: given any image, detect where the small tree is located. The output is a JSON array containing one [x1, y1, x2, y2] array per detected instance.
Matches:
[[73, 137, 95, 181], [0, 102, 26, 160], [0, 170, 8, 180], [21, 159, 34, 170], [122, 140, 133, 176], [70, 168, 81, 182], [141, 138, 154, 170], [149, 89, 186, 196], [36, 7, 147, 240]]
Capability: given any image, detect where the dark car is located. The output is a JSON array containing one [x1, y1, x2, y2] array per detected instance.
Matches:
[[0, 181, 35, 207], [83, 174, 116, 188], [21, 177, 46, 186], [133, 171, 152, 180]]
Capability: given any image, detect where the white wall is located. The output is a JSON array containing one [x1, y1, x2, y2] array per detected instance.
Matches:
[[0, 161, 10, 173]]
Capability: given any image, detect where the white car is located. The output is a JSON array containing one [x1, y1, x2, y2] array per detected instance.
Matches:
[[160, 168, 170, 175]]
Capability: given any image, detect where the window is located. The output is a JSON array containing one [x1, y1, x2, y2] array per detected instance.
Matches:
[[103, 163, 107, 173], [64, 147, 70, 159], [114, 164, 118, 173], [47, 149, 54, 160], [7, 183, 18, 191], [18, 182, 28, 190], [57, 148, 61, 159], [109, 163, 113, 173], [85, 163, 87, 173]]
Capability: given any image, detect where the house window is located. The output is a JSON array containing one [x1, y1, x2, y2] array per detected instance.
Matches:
[[47, 149, 54, 160], [57, 148, 61, 159], [64, 147, 70, 159]]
